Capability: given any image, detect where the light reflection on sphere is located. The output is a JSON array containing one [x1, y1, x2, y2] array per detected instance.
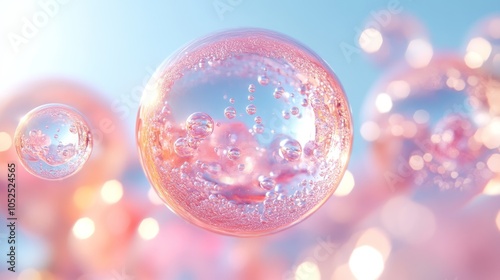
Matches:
[[137, 28, 353, 236]]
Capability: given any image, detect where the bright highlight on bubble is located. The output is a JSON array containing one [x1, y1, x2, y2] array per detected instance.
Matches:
[[136, 28, 353, 236], [14, 104, 93, 180]]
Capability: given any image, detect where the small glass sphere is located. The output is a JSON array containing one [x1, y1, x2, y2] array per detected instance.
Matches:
[[136, 28, 352, 236], [14, 104, 92, 180], [362, 54, 494, 190]]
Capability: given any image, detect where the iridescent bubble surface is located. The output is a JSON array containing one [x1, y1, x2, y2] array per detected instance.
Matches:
[[136, 28, 352, 236], [14, 104, 93, 180], [362, 54, 494, 190]]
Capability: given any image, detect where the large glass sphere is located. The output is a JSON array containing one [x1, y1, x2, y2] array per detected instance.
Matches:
[[136, 28, 352, 236]]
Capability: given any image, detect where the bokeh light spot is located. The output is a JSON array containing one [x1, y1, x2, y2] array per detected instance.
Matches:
[[73, 217, 95, 240], [294, 261, 321, 280], [487, 154, 500, 173]]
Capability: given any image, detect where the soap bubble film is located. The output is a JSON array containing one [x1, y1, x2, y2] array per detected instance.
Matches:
[[136, 28, 353, 236], [14, 104, 93, 180]]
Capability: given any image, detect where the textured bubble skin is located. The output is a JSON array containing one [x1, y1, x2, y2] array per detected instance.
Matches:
[[14, 104, 93, 180], [363, 54, 494, 190], [136, 28, 352, 236]]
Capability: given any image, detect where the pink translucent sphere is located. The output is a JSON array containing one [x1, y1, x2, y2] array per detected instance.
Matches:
[[14, 103, 92, 180], [136, 28, 352, 236]]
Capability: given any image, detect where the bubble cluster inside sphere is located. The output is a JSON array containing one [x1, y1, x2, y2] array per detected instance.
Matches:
[[136, 28, 353, 236], [14, 104, 93, 180]]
